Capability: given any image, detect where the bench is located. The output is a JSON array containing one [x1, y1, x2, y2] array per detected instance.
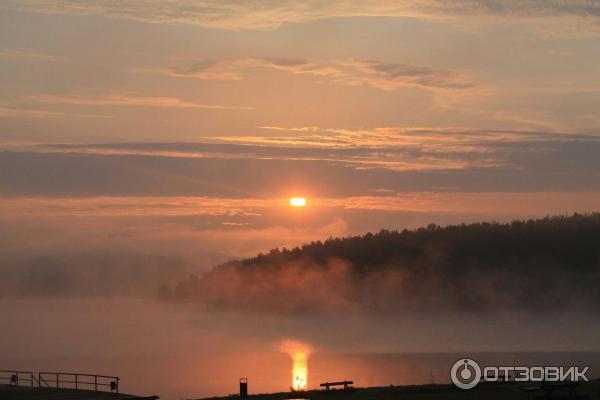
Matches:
[[320, 380, 353, 391]]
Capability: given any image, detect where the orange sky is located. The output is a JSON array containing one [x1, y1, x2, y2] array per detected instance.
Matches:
[[0, 1, 599, 266], [1, 1, 600, 142], [2, 4, 600, 398]]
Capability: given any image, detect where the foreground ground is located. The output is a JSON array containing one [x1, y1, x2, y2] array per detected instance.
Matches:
[[0, 384, 157, 400], [199, 380, 600, 400]]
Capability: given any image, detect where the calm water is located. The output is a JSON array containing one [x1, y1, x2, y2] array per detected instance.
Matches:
[[2, 299, 599, 399]]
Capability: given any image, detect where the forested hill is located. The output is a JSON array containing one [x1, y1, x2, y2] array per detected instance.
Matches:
[[161, 214, 600, 314]]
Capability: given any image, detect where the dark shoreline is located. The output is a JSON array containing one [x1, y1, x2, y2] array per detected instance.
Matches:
[[197, 380, 600, 400]]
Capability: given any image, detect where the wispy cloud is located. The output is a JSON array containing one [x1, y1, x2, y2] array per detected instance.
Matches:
[[0, 47, 63, 61], [227, 126, 578, 148], [27, 92, 253, 110], [3, 133, 600, 197], [18, 127, 600, 175], [139, 58, 473, 92], [137, 58, 343, 81], [0, 106, 63, 118], [1, 89, 246, 120], [4, 0, 600, 32], [0, 105, 115, 120], [35, 142, 479, 171], [0, 196, 271, 218], [3, 192, 600, 219], [211, 127, 600, 170], [335, 60, 473, 90]]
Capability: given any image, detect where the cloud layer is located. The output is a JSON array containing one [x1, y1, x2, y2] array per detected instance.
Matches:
[[27, 92, 252, 110], [143, 58, 473, 92], [0, 47, 63, 61], [2, 129, 600, 197], [4, 0, 600, 30]]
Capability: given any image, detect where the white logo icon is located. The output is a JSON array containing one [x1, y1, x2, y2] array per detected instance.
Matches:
[[451, 358, 482, 389]]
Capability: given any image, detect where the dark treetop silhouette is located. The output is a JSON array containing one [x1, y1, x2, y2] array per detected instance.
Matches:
[[161, 214, 600, 315]]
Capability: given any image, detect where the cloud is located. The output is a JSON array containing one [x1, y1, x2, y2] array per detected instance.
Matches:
[[2, 193, 600, 220], [10, 127, 538, 171], [0, 89, 250, 121], [224, 125, 598, 150], [2, 130, 600, 198], [142, 58, 473, 92], [136, 58, 341, 82], [3, 0, 600, 31], [0, 105, 113, 120], [0, 106, 63, 118], [27, 92, 252, 110], [0, 47, 63, 61], [0, 196, 274, 219], [157, 57, 472, 93], [342, 60, 472, 90]]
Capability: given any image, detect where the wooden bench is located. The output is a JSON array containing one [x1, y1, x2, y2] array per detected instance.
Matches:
[[520, 381, 580, 399], [320, 380, 353, 391]]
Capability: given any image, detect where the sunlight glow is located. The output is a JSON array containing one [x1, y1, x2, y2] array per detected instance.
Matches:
[[290, 197, 307, 207], [292, 351, 308, 391], [279, 339, 313, 392]]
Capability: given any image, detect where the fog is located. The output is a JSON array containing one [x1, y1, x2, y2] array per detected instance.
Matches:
[[164, 215, 600, 315], [2, 298, 600, 399]]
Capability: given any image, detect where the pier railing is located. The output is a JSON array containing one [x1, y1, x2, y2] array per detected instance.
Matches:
[[0, 370, 35, 387], [1, 369, 119, 393], [38, 372, 119, 393]]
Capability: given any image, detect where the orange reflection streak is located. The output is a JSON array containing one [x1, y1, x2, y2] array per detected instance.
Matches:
[[279, 339, 313, 391]]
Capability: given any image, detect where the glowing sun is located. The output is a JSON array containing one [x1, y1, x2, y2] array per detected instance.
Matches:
[[290, 197, 307, 207]]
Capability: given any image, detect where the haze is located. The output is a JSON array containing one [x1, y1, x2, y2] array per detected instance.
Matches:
[[1, 1, 600, 399]]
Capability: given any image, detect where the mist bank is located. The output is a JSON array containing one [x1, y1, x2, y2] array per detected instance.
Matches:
[[161, 214, 600, 314], [0, 252, 187, 298], [3, 297, 600, 399]]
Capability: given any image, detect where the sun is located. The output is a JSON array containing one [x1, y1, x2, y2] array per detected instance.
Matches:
[[290, 197, 307, 207]]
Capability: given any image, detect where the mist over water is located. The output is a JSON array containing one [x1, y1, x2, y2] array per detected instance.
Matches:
[[2, 298, 599, 399], [2, 212, 600, 399]]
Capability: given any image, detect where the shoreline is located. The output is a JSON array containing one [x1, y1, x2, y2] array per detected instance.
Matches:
[[197, 380, 600, 400]]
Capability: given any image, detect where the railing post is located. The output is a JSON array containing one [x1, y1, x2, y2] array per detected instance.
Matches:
[[56, 373, 59, 388], [30, 372, 33, 387], [95, 375, 98, 391], [75, 374, 78, 389]]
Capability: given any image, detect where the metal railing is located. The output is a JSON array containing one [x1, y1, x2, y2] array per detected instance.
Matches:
[[38, 372, 119, 393], [0, 370, 35, 387]]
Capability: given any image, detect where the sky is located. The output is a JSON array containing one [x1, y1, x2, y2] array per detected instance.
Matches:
[[1, 1, 600, 264], [1, 2, 600, 397]]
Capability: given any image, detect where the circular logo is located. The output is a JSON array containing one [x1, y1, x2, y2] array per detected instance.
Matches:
[[451, 358, 481, 389]]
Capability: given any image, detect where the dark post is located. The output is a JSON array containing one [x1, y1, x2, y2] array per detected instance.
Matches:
[[239, 378, 248, 399]]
